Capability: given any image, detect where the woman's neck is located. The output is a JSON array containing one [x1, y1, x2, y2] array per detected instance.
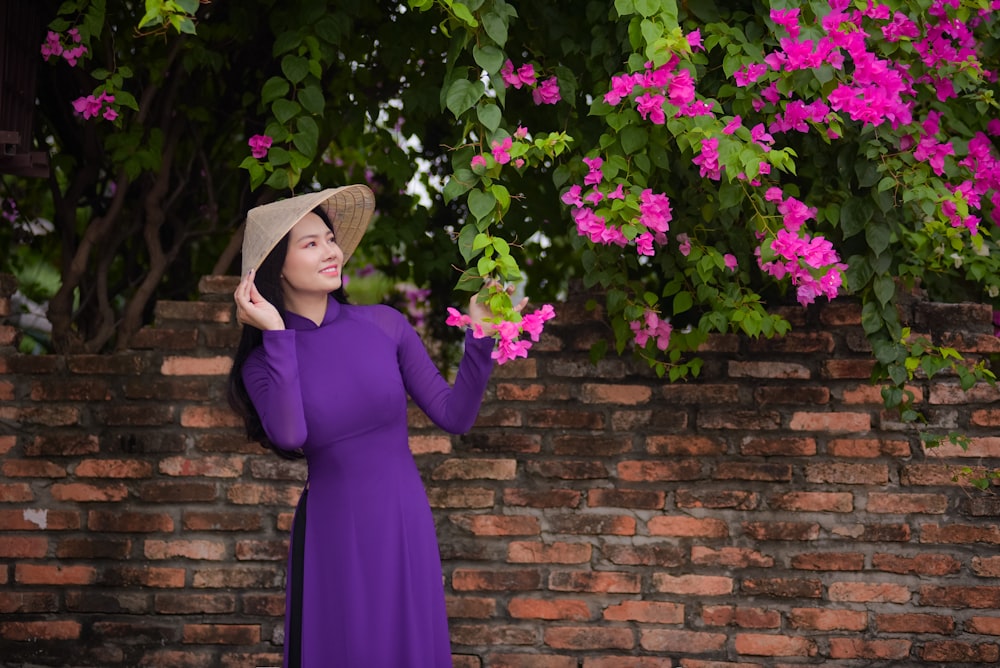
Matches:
[[283, 291, 329, 326]]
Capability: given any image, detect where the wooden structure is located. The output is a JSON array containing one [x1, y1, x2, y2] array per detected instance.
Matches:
[[0, 0, 49, 178]]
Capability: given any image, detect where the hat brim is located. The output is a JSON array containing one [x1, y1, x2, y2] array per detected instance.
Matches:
[[241, 184, 376, 275]]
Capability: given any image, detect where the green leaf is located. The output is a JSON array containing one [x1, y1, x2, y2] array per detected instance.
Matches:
[[458, 224, 479, 263], [467, 188, 497, 222], [477, 103, 501, 133], [865, 222, 891, 255], [620, 125, 648, 154], [473, 44, 504, 74], [293, 116, 319, 158], [281, 56, 310, 84], [445, 79, 485, 119], [482, 9, 508, 46], [272, 99, 301, 124], [298, 85, 325, 115], [873, 275, 895, 306], [262, 77, 291, 105]]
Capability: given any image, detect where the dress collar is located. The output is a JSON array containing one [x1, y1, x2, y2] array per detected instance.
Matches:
[[282, 294, 342, 330]]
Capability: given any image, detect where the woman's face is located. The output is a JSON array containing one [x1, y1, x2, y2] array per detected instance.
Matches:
[[281, 212, 344, 300]]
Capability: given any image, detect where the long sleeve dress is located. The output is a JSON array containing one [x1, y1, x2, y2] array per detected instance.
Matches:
[[241, 296, 495, 668]]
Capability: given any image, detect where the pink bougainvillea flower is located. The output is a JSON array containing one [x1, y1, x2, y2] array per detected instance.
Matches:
[[582, 156, 604, 186], [445, 307, 471, 329], [532, 77, 561, 105], [667, 69, 696, 106], [639, 189, 672, 234], [514, 125, 528, 140], [561, 184, 584, 208], [500, 60, 537, 89], [770, 8, 802, 38], [692, 137, 721, 180], [734, 63, 768, 87], [471, 155, 487, 170], [686, 29, 703, 52], [723, 116, 742, 135], [40, 31, 64, 61], [724, 254, 738, 271], [608, 183, 626, 200], [248, 134, 273, 159], [676, 233, 692, 257], [491, 137, 512, 164], [636, 92, 666, 125]]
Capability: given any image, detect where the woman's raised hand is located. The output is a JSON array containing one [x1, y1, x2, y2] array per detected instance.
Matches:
[[468, 280, 528, 329], [234, 268, 285, 331]]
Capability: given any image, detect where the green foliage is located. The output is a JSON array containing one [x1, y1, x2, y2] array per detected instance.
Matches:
[[11, 0, 1000, 483]]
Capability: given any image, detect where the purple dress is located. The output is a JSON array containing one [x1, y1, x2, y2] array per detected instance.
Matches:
[[242, 296, 494, 667]]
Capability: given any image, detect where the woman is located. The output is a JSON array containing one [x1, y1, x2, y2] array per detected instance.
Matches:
[[228, 185, 511, 667]]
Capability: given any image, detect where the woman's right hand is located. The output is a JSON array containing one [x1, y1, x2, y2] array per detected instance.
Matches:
[[234, 268, 285, 331]]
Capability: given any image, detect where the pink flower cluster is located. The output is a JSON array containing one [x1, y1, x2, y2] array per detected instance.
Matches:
[[500, 60, 561, 105], [735, 0, 1000, 228], [446, 303, 556, 365], [472, 126, 530, 171], [757, 188, 847, 306], [604, 53, 703, 122], [72, 91, 118, 121], [631, 309, 672, 351], [40, 29, 88, 67], [248, 134, 273, 159], [561, 158, 674, 258]]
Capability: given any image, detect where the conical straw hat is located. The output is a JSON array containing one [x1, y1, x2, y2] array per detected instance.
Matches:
[[241, 184, 376, 275]]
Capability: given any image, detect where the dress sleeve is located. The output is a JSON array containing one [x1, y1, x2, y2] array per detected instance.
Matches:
[[396, 317, 495, 434], [241, 330, 309, 450]]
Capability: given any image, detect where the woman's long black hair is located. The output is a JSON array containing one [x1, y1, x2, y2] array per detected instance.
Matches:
[[227, 206, 348, 459]]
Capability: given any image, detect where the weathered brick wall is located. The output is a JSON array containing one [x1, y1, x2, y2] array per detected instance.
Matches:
[[1, 274, 1000, 667]]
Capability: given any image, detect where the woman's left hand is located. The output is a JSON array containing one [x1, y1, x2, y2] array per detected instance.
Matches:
[[468, 280, 528, 329]]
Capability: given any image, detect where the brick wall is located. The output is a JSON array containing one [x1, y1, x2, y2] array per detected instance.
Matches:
[[1, 274, 1000, 667]]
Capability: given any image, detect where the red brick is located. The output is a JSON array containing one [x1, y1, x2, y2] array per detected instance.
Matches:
[[160, 455, 244, 478], [487, 653, 576, 668], [920, 523, 1000, 545], [0, 592, 59, 613], [0, 509, 80, 530], [0, 482, 34, 502], [617, 459, 703, 482], [88, 510, 174, 533], [603, 600, 683, 624], [141, 481, 220, 503], [16, 563, 97, 585], [698, 409, 782, 430], [733, 632, 818, 657], [823, 358, 877, 378], [452, 569, 541, 592], [691, 546, 774, 568], [450, 514, 540, 536], [191, 567, 283, 589], [641, 628, 728, 653], [583, 659, 672, 668], [967, 616, 1000, 635], [527, 460, 610, 479], [137, 651, 213, 668], [503, 488, 581, 508], [0, 536, 47, 558], [432, 458, 517, 480], [409, 435, 452, 454], [728, 360, 810, 379], [875, 612, 954, 634], [226, 483, 301, 506], [2, 459, 68, 478], [790, 552, 864, 571], [829, 637, 911, 660], [602, 544, 685, 568], [155, 300, 233, 323], [144, 539, 227, 561], [740, 436, 816, 456], [182, 623, 260, 644], [545, 625, 633, 650], [549, 571, 641, 594], [652, 574, 732, 596], [754, 385, 829, 405], [788, 607, 867, 631], [587, 488, 664, 509], [702, 605, 780, 629], [828, 581, 910, 603], [676, 489, 759, 510], [451, 623, 535, 646], [68, 354, 147, 375], [29, 378, 110, 401], [234, 539, 288, 561], [648, 515, 728, 538], [508, 597, 590, 621], [805, 462, 889, 485], [742, 521, 820, 541], [446, 596, 497, 619], [57, 475, 131, 499], [25, 434, 99, 456], [920, 585, 1000, 608], [243, 593, 286, 617], [56, 537, 131, 559], [580, 383, 651, 405], [508, 541, 591, 564], [495, 382, 550, 401], [790, 411, 871, 432], [867, 492, 947, 514], [179, 406, 242, 428], [547, 514, 635, 535], [921, 641, 999, 663], [527, 408, 605, 429], [0, 620, 81, 641], [647, 434, 726, 456], [873, 552, 960, 576], [552, 435, 632, 457], [131, 327, 200, 350], [972, 556, 1000, 577], [769, 491, 853, 512], [715, 462, 792, 481], [75, 458, 153, 478], [742, 578, 822, 599], [828, 437, 910, 458], [102, 404, 174, 426], [660, 384, 740, 405], [154, 593, 237, 614], [182, 511, 263, 532], [101, 566, 186, 588]]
